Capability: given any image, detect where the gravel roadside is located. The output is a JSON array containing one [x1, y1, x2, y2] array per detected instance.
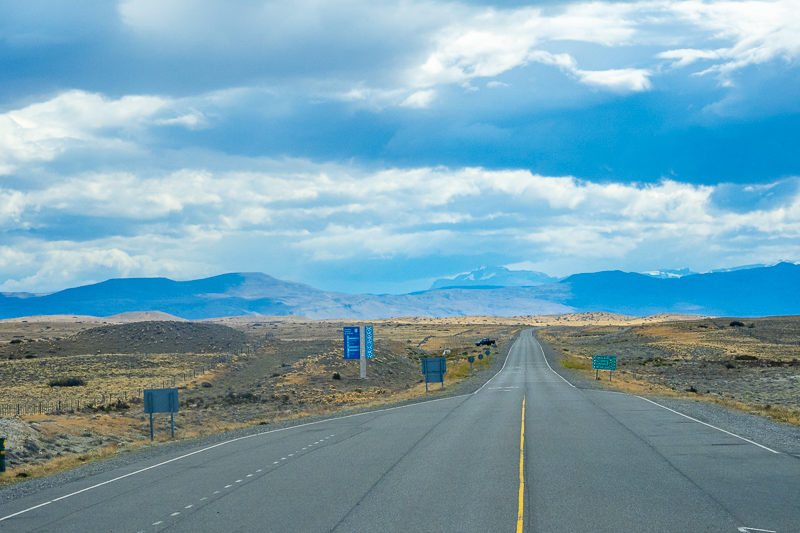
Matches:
[[0, 332, 517, 506], [534, 329, 800, 458]]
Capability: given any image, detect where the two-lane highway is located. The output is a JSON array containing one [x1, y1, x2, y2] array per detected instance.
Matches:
[[1, 331, 798, 532]]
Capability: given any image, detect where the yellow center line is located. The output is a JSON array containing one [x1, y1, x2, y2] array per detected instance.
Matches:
[[517, 395, 525, 533]]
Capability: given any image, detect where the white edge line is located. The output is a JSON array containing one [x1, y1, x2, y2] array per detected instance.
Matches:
[[2, 335, 527, 523], [531, 334, 576, 388], [1, 384, 473, 522], [531, 330, 778, 454], [473, 335, 516, 394], [633, 396, 780, 454]]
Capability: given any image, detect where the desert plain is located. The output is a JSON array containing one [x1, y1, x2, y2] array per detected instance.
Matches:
[[1, 311, 798, 485]]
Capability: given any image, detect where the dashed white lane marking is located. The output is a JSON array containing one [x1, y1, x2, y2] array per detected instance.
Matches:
[[138, 432, 339, 531]]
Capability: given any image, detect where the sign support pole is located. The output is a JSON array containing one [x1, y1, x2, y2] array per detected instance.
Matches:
[[360, 326, 366, 379], [171, 412, 175, 438], [149, 413, 154, 441]]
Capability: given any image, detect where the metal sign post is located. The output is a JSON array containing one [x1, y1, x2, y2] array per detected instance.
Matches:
[[1, 437, 5, 474]]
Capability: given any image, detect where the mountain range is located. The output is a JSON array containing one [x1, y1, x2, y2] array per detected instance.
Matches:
[[1, 262, 799, 320]]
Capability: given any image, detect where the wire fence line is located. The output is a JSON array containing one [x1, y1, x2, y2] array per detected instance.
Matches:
[[0, 352, 236, 417]]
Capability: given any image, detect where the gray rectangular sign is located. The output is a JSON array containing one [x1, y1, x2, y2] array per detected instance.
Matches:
[[421, 357, 447, 384], [144, 388, 179, 414]]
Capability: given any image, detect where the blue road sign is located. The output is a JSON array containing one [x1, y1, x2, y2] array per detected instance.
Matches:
[[468, 356, 475, 363], [478, 353, 483, 360], [365, 326, 374, 359], [343, 327, 360, 359]]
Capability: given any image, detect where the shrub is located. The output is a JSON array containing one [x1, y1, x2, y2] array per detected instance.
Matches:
[[49, 377, 86, 387], [730, 320, 745, 327], [332, 372, 341, 380]]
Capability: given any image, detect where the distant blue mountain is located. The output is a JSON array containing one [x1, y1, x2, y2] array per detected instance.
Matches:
[[1, 263, 798, 319], [561, 262, 800, 317]]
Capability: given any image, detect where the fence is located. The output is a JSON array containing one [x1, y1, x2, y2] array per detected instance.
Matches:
[[0, 352, 236, 417]]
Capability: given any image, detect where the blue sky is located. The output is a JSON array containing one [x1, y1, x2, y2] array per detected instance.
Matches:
[[1, 0, 799, 295]]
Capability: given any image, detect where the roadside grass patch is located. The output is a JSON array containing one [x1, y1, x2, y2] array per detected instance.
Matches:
[[560, 355, 590, 370]]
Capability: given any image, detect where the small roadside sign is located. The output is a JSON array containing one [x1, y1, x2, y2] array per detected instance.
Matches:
[[592, 356, 617, 380], [478, 353, 483, 360], [421, 357, 446, 390], [468, 355, 475, 370], [144, 388, 179, 440]]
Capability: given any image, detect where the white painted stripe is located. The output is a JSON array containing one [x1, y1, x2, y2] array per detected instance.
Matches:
[[0, 346, 485, 523], [532, 334, 576, 388], [473, 337, 515, 394], [171, 512, 180, 516], [634, 396, 780, 454]]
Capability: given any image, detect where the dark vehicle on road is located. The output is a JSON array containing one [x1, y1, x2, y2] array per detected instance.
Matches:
[[475, 338, 496, 346]]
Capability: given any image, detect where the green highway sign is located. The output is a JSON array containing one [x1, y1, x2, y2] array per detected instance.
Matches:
[[592, 356, 617, 370]]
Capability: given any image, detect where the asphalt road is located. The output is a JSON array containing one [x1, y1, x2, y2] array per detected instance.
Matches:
[[2, 330, 799, 532]]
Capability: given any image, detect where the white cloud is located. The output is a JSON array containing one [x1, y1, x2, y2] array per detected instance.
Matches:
[[0, 90, 210, 173], [2, 156, 799, 292], [401, 89, 437, 108], [575, 68, 653, 92], [665, 0, 800, 79]]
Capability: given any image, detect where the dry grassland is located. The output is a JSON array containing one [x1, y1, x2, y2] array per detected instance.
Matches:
[[1, 315, 516, 485], [539, 316, 800, 426]]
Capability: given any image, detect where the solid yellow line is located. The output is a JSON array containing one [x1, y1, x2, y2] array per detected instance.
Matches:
[[516, 395, 525, 533]]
